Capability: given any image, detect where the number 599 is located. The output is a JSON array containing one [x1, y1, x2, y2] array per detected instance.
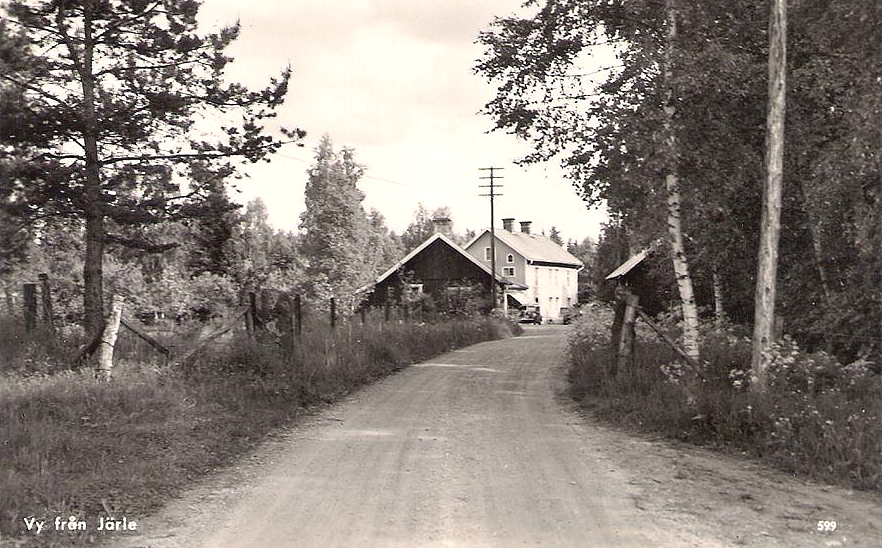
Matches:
[[817, 520, 837, 532]]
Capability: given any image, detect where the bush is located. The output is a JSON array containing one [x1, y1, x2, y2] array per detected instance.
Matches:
[[568, 305, 882, 492]]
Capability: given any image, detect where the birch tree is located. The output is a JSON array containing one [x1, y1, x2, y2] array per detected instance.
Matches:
[[475, 0, 703, 359]]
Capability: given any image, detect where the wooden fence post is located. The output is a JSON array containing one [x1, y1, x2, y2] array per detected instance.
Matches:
[[617, 292, 640, 367], [38, 273, 55, 331], [403, 301, 409, 322], [384, 290, 391, 322], [359, 307, 366, 325], [23, 283, 37, 332], [294, 294, 302, 339], [96, 295, 124, 381], [609, 286, 627, 377], [330, 297, 336, 329]]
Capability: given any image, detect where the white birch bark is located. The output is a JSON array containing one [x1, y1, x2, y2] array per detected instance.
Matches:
[[712, 265, 727, 326], [662, 0, 701, 362], [96, 295, 124, 381]]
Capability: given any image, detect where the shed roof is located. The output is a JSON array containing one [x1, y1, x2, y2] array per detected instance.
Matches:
[[605, 246, 652, 280]]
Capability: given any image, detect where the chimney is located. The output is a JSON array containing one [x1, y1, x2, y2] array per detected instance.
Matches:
[[431, 216, 452, 237], [519, 220, 532, 234], [502, 217, 515, 232]]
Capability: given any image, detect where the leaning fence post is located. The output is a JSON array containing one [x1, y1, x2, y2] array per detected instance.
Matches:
[[96, 295, 124, 381], [294, 294, 302, 339], [38, 273, 55, 332], [23, 283, 37, 332], [330, 297, 336, 329]]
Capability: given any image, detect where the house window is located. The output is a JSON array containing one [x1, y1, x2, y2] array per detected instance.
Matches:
[[534, 268, 539, 286], [506, 253, 514, 264], [484, 246, 492, 261], [503, 266, 515, 277], [407, 283, 424, 295]]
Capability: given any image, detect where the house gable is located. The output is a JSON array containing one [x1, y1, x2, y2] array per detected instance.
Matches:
[[360, 233, 508, 308]]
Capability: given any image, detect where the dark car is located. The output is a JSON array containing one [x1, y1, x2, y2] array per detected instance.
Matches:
[[518, 305, 542, 324]]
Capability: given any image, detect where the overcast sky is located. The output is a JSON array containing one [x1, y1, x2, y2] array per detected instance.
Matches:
[[199, 0, 609, 243]]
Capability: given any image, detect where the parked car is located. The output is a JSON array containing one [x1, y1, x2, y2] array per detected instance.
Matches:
[[518, 305, 542, 324]]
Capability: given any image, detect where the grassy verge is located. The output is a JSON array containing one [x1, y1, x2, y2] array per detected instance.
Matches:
[[0, 315, 519, 547], [567, 304, 881, 492]]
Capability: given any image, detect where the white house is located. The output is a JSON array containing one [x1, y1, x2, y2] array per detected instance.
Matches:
[[464, 218, 583, 322]]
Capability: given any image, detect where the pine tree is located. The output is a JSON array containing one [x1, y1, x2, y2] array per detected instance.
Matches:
[[1, 1, 302, 342]]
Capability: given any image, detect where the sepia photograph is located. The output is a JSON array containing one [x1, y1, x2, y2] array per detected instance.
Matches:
[[0, 1, 879, 547]]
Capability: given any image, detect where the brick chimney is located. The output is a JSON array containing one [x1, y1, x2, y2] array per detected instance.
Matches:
[[431, 216, 452, 237], [519, 221, 532, 234], [502, 217, 515, 232]]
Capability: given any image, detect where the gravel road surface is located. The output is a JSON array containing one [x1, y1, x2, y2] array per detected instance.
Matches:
[[118, 326, 881, 548]]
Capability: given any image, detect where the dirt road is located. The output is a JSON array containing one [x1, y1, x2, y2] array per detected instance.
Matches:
[[119, 326, 880, 548]]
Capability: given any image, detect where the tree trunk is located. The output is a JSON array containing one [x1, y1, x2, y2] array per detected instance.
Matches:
[[712, 264, 726, 326], [751, 0, 787, 391], [58, 3, 105, 340], [96, 295, 124, 381], [797, 179, 833, 305], [662, 0, 701, 362]]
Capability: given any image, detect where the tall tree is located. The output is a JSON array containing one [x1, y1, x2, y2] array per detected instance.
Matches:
[[660, 0, 700, 360], [1, 0, 302, 342], [299, 135, 372, 307], [752, 0, 788, 389], [548, 226, 563, 246]]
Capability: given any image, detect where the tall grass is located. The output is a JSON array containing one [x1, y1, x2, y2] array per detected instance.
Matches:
[[0, 314, 518, 547], [568, 304, 881, 492]]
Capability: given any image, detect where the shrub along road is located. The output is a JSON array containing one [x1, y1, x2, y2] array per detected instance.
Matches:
[[116, 326, 880, 548]]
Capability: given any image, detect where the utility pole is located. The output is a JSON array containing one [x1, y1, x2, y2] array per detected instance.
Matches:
[[479, 167, 504, 308]]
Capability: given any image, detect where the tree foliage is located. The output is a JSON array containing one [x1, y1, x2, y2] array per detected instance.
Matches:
[[299, 135, 380, 308], [476, 0, 880, 362], [1, 0, 302, 338]]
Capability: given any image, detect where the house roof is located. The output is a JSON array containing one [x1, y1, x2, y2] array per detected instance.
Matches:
[[465, 229, 583, 268], [357, 232, 510, 294], [605, 246, 652, 280]]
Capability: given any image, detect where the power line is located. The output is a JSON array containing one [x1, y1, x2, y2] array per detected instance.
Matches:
[[274, 151, 477, 197]]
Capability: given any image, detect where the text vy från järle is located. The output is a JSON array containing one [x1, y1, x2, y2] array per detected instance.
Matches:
[[23, 515, 138, 534]]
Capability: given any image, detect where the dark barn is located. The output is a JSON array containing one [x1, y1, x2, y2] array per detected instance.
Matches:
[[360, 233, 508, 312]]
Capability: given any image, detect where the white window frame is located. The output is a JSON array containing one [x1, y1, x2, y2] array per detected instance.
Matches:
[[503, 266, 515, 277], [506, 253, 514, 264], [484, 246, 492, 261]]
